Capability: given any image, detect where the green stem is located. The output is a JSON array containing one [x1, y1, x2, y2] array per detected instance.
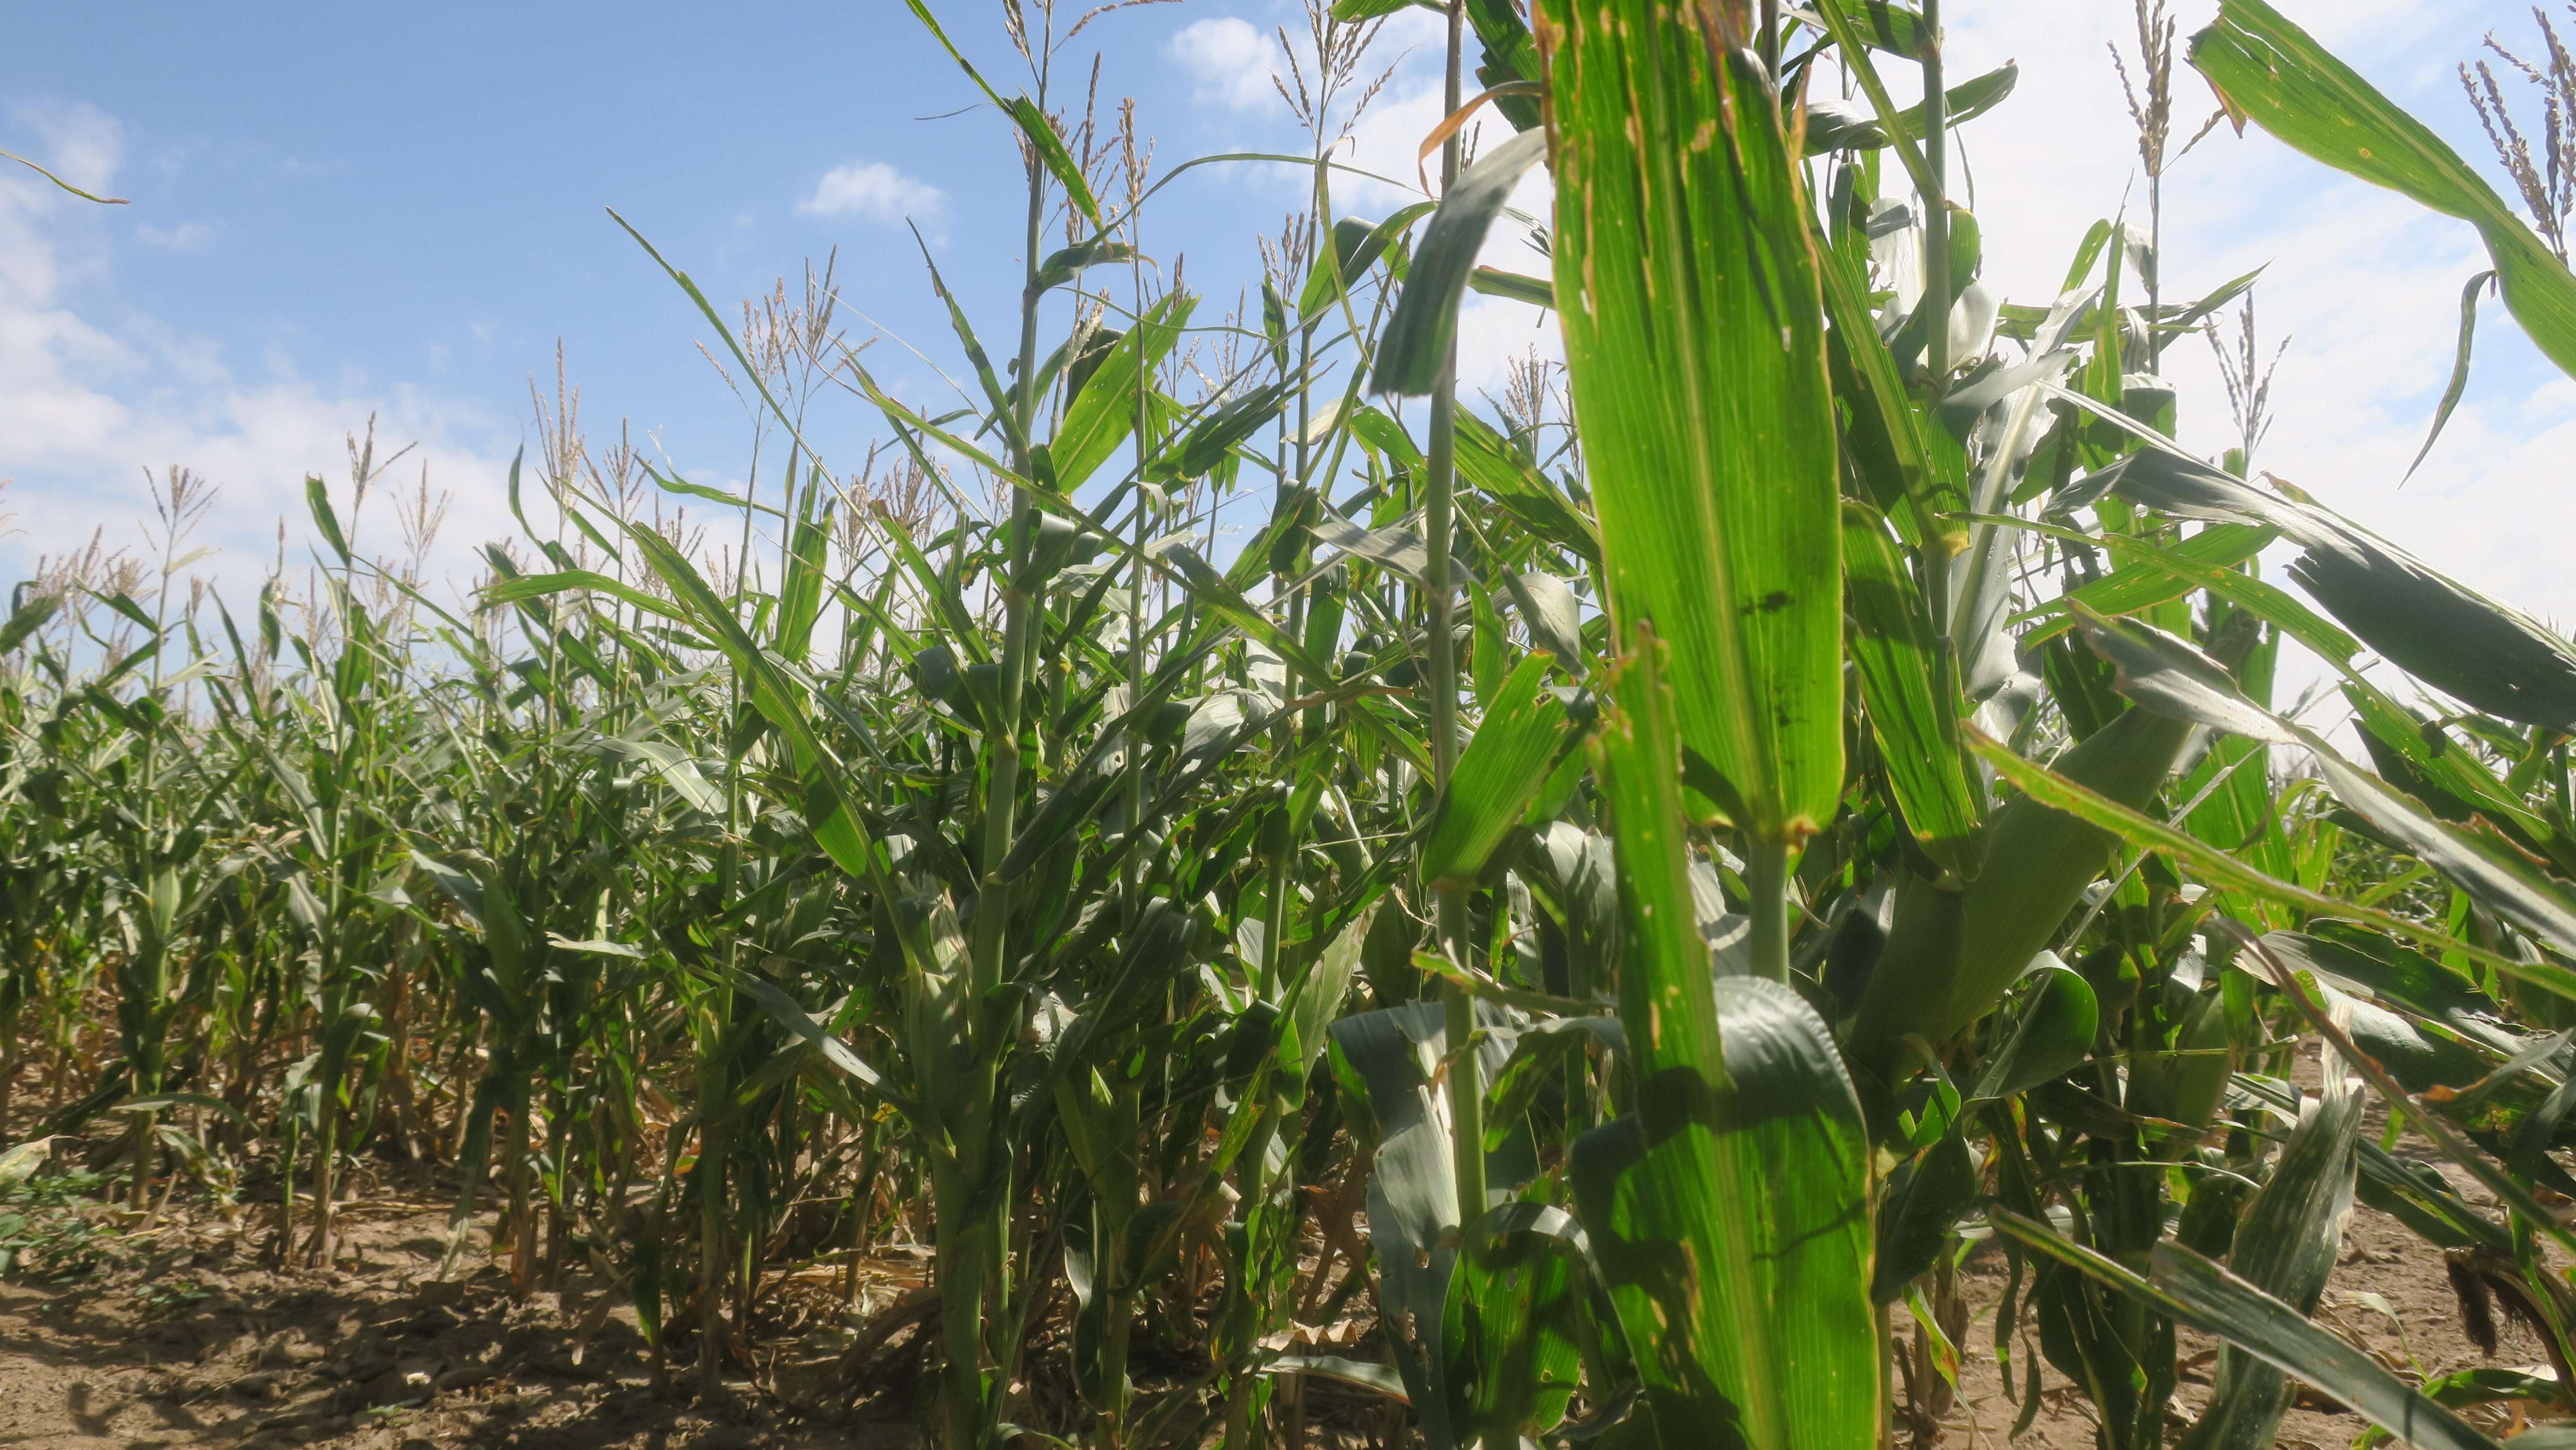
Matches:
[[1747, 837, 1792, 984], [1918, 0, 1951, 389], [1426, 0, 1486, 1244]]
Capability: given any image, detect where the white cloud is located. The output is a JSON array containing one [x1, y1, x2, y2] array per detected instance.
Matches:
[[12, 100, 122, 200], [1168, 18, 1279, 113], [134, 220, 215, 251], [797, 161, 947, 228], [0, 103, 513, 610]]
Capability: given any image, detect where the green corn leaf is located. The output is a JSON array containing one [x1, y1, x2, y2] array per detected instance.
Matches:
[[1326, 999, 1520, 1446], [1787, 3, 1924, 60], [1443, 1202, 1590, 1439], [2015, 518, 2354, 664], [1372, 129, 1547, 397], [1466, 265, 1552, 309], [776, 493, 831, 665], [2072, 607, 2294, 746], [1803, 62, 2018, 154], [2405, 271, 2495, 480], [1159, 380, 1296, 480], [2098, 447, 2576, 727], [1027, 238, 1137, 298], [720, 964, 907, 1109], [1843, 501, 1978, 872], [1451, 411, 1600, 564], [617, 521, 874, 882], [641, 461, 786, 520], [0, 593, 57, 655], [1969, 959, 2099, 1103], [1052, 292, 1196, 492], [902, 0, 1102, 227], [2344, 680, 2564, 865], [92, 590, 160, 637], [2191, 0, 2576, 379], [1584, 625, 1880, 1447], [2179, 1088, 2364, 1450], [1464, 0, 1545, 129], [2013, 524, 2273, 637], [304, 476, 351, 564], [1993, 1212, 2498, 1450], [1328, 0, 1427, 19], [1543, 5, 1842, 840], [1297, 206, 1427, 322], [1872, 1133, 1975, 1304], [2075, 615, 2576, 962], [1820, 243, 1968, 550], [1963, 726, 2576, 1000], [1939, 706, 2194, 1039], [481, 570, 696, 629], [1423, 656, 1584, 889]]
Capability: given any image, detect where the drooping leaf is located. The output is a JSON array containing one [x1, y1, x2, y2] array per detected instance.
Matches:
[[1373, 129, 1549, 397], [2099, 446, 2576, 729], [1993, 1213, 2498, 1450], [1969, 959, 2099, 1102], [2178, 1088, 2363, 1450], [2191, 0, 2576, 379], [1873, 1133, 1975, 1304], [1802, 62, 2018, 154], [2405, 271, 2496, 480], [1963, 727, 2576, 1001]]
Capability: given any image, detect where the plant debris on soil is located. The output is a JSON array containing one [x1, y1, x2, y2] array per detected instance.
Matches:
[[0, 1121, 2558, 1450], [0, 1191, 939, 1450], [0, 1193, 2550, 1450]]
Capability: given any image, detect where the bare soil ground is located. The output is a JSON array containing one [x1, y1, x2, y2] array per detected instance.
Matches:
[[0, 1146, 2553, 1449], [0, 1195, 937, 1450]]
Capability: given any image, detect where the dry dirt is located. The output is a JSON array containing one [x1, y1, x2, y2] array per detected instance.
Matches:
[[0, 1195, 938, 1450], [0, 1153, 2556, 1449]]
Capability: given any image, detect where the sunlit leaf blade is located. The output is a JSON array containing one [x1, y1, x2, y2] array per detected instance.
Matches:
[[1422, 656, 1582, 890], [1843, 502, 1978, 871], [2191, 0, 2576, 379], [1963, 726, 2576, 1001], [1541, 5, 1842, 839], [1051, 292, 1196, 491], [1584, 626, 1880, 1449]]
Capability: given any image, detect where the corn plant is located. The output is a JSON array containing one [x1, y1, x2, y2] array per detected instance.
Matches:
[[18, 3, 2576, 1448]]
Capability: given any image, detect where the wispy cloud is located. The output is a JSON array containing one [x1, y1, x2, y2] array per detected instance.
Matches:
[[134, 220, 216, 251], [1167, 18, 1278, 113], [797, 161, 947, 230], [0, 101, 512, 605]]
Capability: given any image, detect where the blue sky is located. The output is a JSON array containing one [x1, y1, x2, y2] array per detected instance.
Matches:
[[4, 0, 2569, 667]]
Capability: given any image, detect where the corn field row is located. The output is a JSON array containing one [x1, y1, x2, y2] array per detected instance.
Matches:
[[11, 1, 2576, 1446]]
